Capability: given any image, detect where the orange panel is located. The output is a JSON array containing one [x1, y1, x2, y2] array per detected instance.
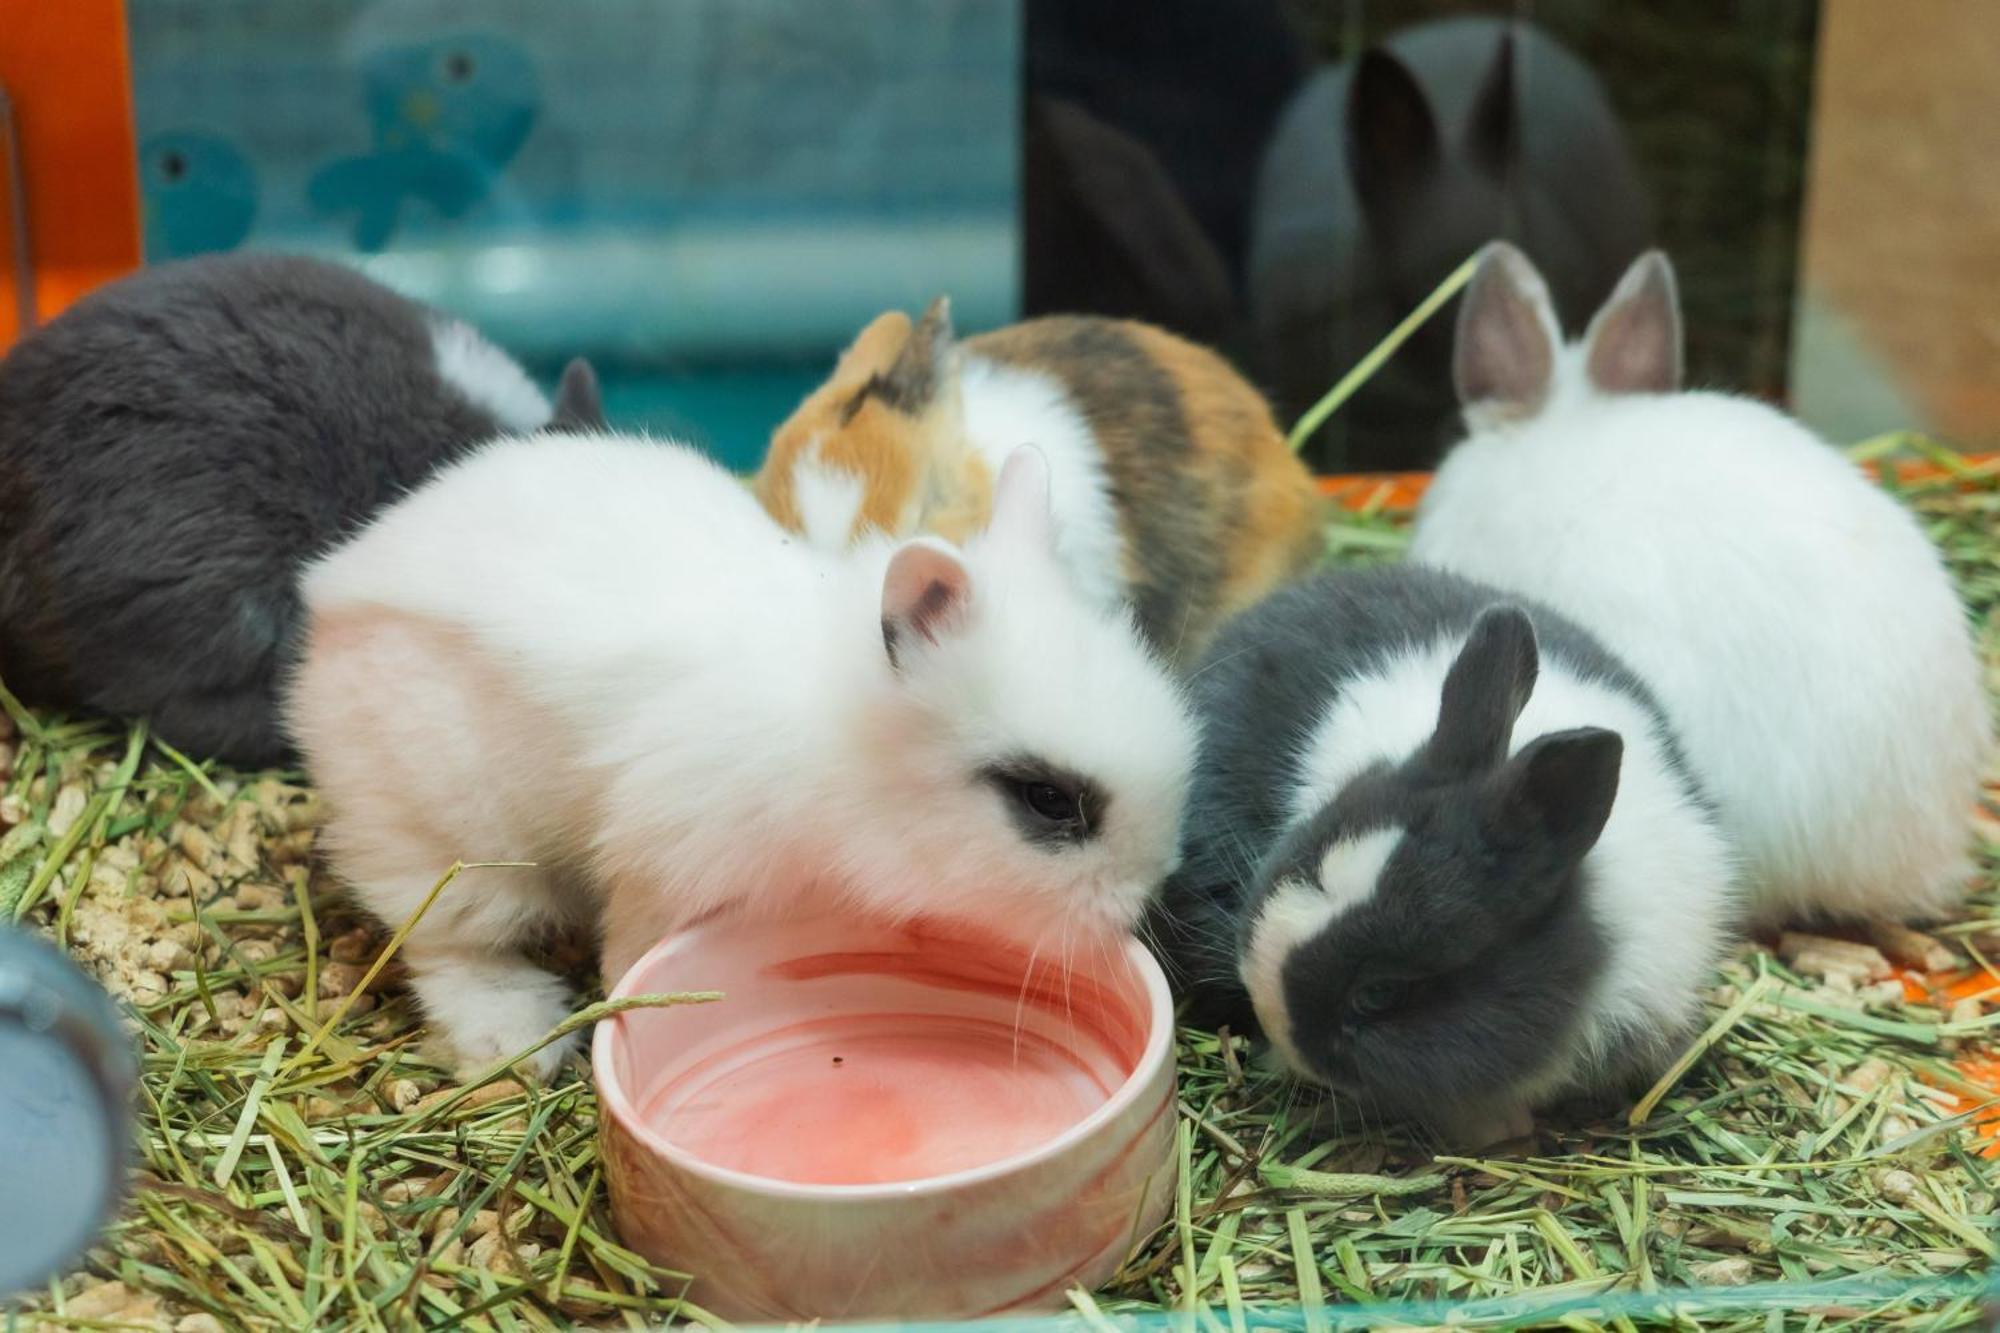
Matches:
[[0, 0, 142, 351]]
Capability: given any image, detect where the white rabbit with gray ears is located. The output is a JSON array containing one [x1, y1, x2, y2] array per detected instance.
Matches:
[[1411, 242, 1991, 928], [288, 436, 1197, 1078]]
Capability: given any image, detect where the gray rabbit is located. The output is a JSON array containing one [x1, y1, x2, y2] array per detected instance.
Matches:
[[0, 253, 603, 765]]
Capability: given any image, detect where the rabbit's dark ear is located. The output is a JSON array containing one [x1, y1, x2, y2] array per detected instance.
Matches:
[[1347, 48, 1439, 227], [1426, 606, 1538, 777], [868, 296, 954, 415], [1486, 726, 1623, 873], [1454, 241, 1563, 418], [1582, 250, 1683, 395], [549, 358, 605, 431], [1465, 27, 1518, 176], [1023, 94, 1236, 340]]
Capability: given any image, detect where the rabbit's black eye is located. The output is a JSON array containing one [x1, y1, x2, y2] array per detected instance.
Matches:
[[159, 151, 188, 183], [442, 51, 476, 83], [1022, 781, 1077, 823], [1349, 979, 1410, 1020], [984, 760, 1104, 847]]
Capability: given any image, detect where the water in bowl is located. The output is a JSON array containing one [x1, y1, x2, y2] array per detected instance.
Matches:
[[645, 1010, 1115, 1185], [623, 930, 1150, 1188]]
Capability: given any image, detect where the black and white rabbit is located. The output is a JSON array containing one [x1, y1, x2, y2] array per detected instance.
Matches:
[[0, 252, 603, 766], [1151, 566, 1734, 1145]]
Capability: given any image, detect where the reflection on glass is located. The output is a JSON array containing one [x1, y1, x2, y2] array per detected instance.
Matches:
[[125, 0, 1021, 470], [1021, 0, 1817, 474], [1252, 17, 1653, 472]]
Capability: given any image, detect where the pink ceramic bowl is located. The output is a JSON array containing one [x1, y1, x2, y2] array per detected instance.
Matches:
[[592, 915, 1177, 1322]]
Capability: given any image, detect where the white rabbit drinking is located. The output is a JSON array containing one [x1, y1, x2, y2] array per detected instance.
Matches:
[[287, 437, 1196, 1077]]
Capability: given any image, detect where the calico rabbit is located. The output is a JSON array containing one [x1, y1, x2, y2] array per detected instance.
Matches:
[[1150, 566, 1734, 1146], [752, 300, 1325, 664], [1409, 243, 1991, 927], [288, 439, 1196, 1078], [0, 252, 603, 766]]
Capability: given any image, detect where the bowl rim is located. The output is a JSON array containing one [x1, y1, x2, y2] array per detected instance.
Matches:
[[591, 917, 1177, 1201]]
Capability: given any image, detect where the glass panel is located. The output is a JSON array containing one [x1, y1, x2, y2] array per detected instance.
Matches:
[[1021, 0, 1818, 472], [125, 0, 1020, 468]]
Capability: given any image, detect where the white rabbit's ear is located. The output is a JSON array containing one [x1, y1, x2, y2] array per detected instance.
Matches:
[[881, 536, 972, 668], [1453, 241, 1562, 420], [986, 444, 1055, 554], [1582, 250, 1683, 395]]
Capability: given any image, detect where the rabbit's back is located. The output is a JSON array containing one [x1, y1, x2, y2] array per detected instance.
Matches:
[[1413, 392, 1990, 921], [0, 254, 539, 762], [297, 432, 863, 783]]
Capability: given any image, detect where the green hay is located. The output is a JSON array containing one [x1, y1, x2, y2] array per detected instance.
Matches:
[[3, 456, 1996, 1332]]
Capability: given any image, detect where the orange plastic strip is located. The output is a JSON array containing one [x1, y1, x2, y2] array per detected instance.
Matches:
[[1880, 963, 1998, 1157], [0, 0, 142, 350], [1316, 452, 2000, 512], [1921, 1056, 2000, 1159]]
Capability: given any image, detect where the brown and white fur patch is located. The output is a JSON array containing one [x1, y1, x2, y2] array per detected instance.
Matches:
[[753, 301, 1325, 664]]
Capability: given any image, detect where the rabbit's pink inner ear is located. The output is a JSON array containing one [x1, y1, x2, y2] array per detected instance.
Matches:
[[1453, 242, 1560, 418], [882, 538, 972, 663], [1583, 251, 1684, 396], [987, 445, 1055, 552]]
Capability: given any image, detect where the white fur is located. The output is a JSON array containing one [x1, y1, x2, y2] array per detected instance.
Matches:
[[1241, 827, 1405, 1073], [428, 319, 551, 432], [287, 433, 1196, 1077], [1313, 826, 1409, 915], [960, 355, 1127, 613], [789, 439, 868, 549], [1412, 275, 1992, 927], [1245, 632, 1736, 1103]]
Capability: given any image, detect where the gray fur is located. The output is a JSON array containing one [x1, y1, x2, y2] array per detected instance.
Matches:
[[1148, 565, 1707, 1129], [0, 253, 591, 765], [549, 358, 606, 432]]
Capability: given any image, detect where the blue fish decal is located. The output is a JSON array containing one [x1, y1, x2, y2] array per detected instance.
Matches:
[[308, 35, 540, 252], [139, 131, 259, 259]]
